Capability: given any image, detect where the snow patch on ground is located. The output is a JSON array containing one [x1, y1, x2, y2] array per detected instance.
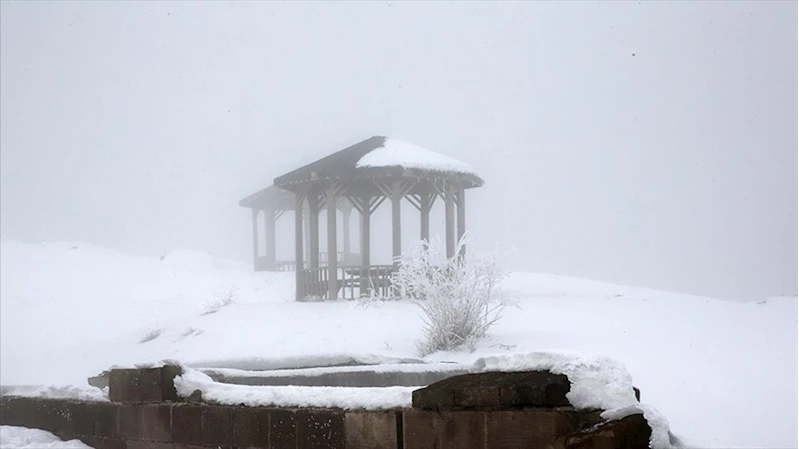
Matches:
[[0, 426, 94, 449], [356, 138, 475, 174], [174, 368, 415, 410], [0, 385, 108, 402]]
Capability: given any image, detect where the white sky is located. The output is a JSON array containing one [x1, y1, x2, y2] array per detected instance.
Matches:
[[1, 1, 796, 301]]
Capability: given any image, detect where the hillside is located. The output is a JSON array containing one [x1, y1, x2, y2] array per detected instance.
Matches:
[[0, 240, 796, 448]]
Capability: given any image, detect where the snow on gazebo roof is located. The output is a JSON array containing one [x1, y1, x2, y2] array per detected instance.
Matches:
[[355, 138, 475, 174], [273, 136, 483, 190]]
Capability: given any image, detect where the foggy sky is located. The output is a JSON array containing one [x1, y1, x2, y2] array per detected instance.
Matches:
[[1, 1, 796, 301]]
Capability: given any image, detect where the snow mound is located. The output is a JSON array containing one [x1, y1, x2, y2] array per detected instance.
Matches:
[[356, 138, 475, 174], [474, 352, 679, 449], [0, 426, 94, 449], [0, 385, 108, 402], [174, 368, 415, 410]]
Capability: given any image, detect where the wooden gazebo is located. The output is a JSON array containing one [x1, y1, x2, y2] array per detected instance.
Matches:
[[245, 136, 483, 301]]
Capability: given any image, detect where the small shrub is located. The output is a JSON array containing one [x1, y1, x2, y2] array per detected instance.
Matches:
[[391, 236, 508, 356], [202, 285, 238, 315], [139, 328, 164, 344]]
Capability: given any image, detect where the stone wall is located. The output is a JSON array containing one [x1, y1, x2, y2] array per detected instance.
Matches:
[[0, 366, 652, 449]]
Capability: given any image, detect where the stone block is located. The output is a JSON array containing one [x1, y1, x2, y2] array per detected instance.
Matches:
[[118, 404, 143, 440], [412, 371, 570, 411], [39, 399, 72, 434], [270, 409, 297, 449], [0, 396, 37, 427], [439, 411, 485, 449], [141, 404, 172, 442], [93, 402, 120, 437], [485, 409, 574, 449], [297, 409, 345, 449], [560, 414, 651, 449], [201, 405, 233, 448], [171, 404, 203, 446], [232, 406, 271, 448], [108, 366, 182, 403], [66, 401, 98, 437], [344, 411, 399, 449], [402, 410, 441, 449]]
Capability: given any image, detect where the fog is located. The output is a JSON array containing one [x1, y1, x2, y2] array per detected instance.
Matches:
[[1, 1, 796, 301]]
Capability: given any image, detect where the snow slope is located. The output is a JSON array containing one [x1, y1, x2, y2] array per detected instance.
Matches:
[[0, 240, 796, 448]]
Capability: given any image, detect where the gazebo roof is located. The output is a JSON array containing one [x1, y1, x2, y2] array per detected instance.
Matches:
[[239, 185, 295, 210], [273, 136, 483, 190]]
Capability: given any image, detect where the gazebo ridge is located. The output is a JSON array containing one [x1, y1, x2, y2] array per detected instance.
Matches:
[[240, 136, 484, 301]]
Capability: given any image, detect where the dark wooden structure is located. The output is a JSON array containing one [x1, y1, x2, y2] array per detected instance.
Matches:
[[244, 136, 483, 301], [239, 186, 362, 272]]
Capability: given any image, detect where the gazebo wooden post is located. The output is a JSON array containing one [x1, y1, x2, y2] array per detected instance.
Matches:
[[264, 206, 276, 270], [251, 209, 260, 270], [359, 195, 372, 296], [445, 181, 456, 259], [391, 181, 402, 265], [419, 188, 435, 244], [324, 183, 344, 300], [341, 200, 351, 263], [327, 193, 338, 300], [308, 189, 320, 270], [303, 202, 311, 266], [457, 185, 466, 258], [293, 192, 305, 300]]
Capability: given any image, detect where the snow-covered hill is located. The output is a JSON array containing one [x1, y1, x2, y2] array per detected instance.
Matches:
[[0, 240, 796, 448]]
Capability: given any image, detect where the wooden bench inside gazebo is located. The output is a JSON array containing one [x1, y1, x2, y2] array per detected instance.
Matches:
[[242, 136, 483, 301]]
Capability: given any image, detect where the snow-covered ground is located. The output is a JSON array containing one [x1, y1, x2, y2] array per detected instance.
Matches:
[[0, 426, 92, 449], [0, 240, 796, 448]]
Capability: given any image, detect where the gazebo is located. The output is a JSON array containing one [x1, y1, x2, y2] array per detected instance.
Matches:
[[241, 136, 483, 301]]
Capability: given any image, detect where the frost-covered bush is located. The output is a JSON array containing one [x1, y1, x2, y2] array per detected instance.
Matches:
[[139, 327, 164, 344], [392, 236, 508, 355], [202, 285, 238, 315]]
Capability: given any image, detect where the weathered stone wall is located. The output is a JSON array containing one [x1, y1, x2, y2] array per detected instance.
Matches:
[[0, 366, 652, 449]]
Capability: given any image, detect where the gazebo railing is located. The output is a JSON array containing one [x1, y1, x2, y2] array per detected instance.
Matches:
[[255, 257, 298, 272], [297, 265, 396, 300]]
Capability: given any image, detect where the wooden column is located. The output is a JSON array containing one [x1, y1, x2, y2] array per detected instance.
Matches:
[[420, 191, 432, 243], [391, 181, 402, 264], [303, 202, 311, 266], [265, 207, 276, 269], [294, 193, 305, 300], [445, 182, 456, 258], [325, 186, 342, 300], [251, 208, 260, 271], [342, 201, 351, 262], [457, 186, 466, 257], [360, 196, 372, 296], [308, 189, 320, 270], [357, 207, 364, 256]]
